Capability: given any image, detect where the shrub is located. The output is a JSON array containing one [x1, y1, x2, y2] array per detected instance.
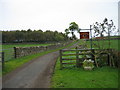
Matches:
[[83, 59, 94, 70]]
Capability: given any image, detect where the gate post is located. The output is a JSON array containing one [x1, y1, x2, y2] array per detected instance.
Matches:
[[91, 49, 95, 60], [60, 50, 63, 69], [107, 49, 112, 67], [90, 25, 93, 50], [14, 47, 17, 58], [107, 53, 110, 66], [76, 49, 79, 67], [2, 52, 4, 70], [91, 49, 95, 65]]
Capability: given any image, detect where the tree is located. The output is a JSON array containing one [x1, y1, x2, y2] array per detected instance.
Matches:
[[92, 18, 116, 49], [92, 18, 116, 67], [27, 29, 32, 32], [2, 29, 68, 43], [68, 22, 79, 40], [64, 28, 70, 39], [65, 29, 70, 36], [92, 18, 116, 38]]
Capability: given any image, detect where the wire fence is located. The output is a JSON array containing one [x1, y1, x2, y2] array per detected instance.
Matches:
[[1, 48, 14, 61]]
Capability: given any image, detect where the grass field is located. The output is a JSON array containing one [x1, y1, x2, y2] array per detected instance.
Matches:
[[2, 43, 52, 50], [2, 41, 77, 75], [104, 36, 120, 38], [51, 58, 118, 88], [86, 39, 119, 50]]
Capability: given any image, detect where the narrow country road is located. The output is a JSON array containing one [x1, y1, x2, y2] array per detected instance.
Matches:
[[3, 41, 80, 88]]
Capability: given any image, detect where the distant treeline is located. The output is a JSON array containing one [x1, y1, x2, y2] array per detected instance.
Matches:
[[2, 29, 69, 43]]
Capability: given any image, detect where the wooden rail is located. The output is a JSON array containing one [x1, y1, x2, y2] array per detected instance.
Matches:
[[59, 49, 111, 69]]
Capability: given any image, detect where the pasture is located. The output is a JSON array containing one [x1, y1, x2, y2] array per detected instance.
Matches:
[[2, 43, 52, 49], [86, 39, 119, 50]]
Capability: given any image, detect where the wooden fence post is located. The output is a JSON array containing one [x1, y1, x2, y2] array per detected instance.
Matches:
[[91, 49, 95, 61], [76, 49, 79, 67], [2, 52, 4, 70], [14, 47, 17, 58], [107, 51, 111, 66], [106, 49, 111, 67], [60, 50, 63, 69], [110, 49, 113, 67], [91, 49, 96, 66]]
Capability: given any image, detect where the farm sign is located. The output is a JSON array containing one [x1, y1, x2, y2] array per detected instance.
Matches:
[[80, 32, 89, 39]]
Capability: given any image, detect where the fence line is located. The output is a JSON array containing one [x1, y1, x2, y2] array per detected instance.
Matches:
[[2, 48, 14, 61], [86, 38, 120, 41], [1, 48, 13, 51]]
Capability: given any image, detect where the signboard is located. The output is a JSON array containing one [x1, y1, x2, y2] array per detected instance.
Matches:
[[80, 32, 89, 39]]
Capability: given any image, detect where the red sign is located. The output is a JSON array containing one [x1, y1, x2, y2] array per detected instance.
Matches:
[[80, 32, 89, 39]]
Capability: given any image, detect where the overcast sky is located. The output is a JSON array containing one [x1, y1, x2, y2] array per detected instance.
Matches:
[[0, 0, 119, 34]]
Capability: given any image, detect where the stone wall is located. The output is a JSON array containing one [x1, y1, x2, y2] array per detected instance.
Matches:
[[14, 46, 47, 58], [14, 41, 72, 58]]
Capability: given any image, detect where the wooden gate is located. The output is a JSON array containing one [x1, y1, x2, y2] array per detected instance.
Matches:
[[59, 49, 111, 69]]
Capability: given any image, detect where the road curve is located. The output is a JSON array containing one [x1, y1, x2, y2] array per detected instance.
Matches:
[[3, 41, 80, 88]]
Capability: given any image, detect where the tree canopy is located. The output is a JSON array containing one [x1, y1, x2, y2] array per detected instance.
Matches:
[[65, 22, 79, 40], [2, 29, 69, 43], [92, 18, 116, 37]]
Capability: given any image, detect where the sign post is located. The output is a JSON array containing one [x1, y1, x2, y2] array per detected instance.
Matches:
[[79, 25, 93, 50], [80, 32, 89, 39], [90, 25, 92, 50]]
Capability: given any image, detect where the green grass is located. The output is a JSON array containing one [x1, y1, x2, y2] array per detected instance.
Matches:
[[3, 41, 77, 75], [51, 58, 118, 88], [2, 43, 52, 50], [103, 36, 120, 39], [86, 39, 119, 50], [51, 40, 119, 88]]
